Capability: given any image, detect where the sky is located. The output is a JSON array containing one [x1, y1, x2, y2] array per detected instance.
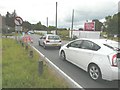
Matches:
[[0, 0, 119, 29]]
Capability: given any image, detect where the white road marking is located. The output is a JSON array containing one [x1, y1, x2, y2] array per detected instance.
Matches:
[[30, 44, 84, 89]]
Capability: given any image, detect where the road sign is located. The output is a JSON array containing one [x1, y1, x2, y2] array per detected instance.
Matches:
[[84, 22, 95, 31], [15, 26, 22, 31], [14, 16, 23, 26]]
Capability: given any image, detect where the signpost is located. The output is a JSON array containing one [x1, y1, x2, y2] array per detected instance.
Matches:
[[14, 16, 23, 31], [14, 16, 23, 41], [14, 16, 23, 26]]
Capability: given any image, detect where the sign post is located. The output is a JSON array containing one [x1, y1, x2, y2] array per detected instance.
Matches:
[[14, 16, 23, 31], [14, 16, 23, 41]]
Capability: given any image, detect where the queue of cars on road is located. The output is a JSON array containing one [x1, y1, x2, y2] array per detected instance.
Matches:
[[38, 34, 120, 81]]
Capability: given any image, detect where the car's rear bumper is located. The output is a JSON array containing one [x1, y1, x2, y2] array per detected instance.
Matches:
[[111, 67, 120, 80], [45, 43, 62, 47], [102, 67, 120, 81]]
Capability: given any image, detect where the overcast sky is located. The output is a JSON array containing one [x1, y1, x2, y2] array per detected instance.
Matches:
[[0, 0, 119, 29]]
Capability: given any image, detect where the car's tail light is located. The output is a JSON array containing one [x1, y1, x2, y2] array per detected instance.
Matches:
[[112, 54, 117, 67]]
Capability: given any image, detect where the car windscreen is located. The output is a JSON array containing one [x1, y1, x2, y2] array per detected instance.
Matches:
[[48, 36, 60, 40]]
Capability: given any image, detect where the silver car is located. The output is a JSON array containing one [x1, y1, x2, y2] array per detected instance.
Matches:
[[38, 34, 62, 49]]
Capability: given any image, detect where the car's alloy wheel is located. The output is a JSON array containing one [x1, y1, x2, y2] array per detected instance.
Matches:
[[88, 64, 101, 81], [60, 51, 66, 60]]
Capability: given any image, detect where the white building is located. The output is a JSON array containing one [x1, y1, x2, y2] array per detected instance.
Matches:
[[69, 30, 101, 39]]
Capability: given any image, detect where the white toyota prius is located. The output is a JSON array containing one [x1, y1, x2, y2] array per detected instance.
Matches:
[[59, 38, 120, 81]]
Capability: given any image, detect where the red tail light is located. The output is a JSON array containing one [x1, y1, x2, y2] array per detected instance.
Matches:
[[112, 54, 117, 67]]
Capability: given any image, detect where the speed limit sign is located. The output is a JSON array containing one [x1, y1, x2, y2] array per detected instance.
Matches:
[[14, 16, 23, 26]]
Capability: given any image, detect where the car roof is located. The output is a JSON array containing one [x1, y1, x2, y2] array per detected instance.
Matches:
[[76, 38, 119, 49]]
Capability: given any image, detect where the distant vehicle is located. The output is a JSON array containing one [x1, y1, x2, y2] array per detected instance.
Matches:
[[28, 31, 34, 34], [59, 38, 120, 81], [38, 34, 62, 49]]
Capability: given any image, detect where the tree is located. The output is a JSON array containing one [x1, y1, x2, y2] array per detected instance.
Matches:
[[22, 21, 32, 30], [48, 26, 56, 30], [5, 11, 16, 28], [105, 13, 119, 35], [92, 19, 103, 31]]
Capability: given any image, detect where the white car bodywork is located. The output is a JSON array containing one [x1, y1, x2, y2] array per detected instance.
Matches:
[[59, 38, 120, 81], [38, 34, 62, 49]]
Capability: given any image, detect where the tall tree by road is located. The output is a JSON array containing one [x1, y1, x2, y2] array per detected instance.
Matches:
[[92, 19, 103, 31], [105, 13, 119, 35]]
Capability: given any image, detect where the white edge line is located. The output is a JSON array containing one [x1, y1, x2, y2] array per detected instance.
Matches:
[[30, 45, 84, 89]]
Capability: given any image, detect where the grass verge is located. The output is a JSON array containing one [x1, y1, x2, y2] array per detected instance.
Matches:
[[0, 37, 2, 89], [2, 38, 69, 88]]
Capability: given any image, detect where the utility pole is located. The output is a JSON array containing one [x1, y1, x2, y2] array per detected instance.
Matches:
[[71, 9, 74, 38], [55, 2, 58, 35], [47, 17, 48, 27], [47, 17, 48, 34]]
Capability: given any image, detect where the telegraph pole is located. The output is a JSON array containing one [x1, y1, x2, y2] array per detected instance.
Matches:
[[71, 9, 74, 38], [55, 2, 58, 35], [47, 17, 48, 27], [47, 17, 48, 33]]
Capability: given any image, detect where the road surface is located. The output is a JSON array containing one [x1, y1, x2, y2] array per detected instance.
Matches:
[[30, 34, 119, 89]]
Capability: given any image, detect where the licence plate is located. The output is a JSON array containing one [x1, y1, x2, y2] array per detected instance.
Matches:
[[52, 44, 58, 46]]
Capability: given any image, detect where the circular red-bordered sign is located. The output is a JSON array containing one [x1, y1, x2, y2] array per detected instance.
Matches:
[[14, 16, 23, 26]]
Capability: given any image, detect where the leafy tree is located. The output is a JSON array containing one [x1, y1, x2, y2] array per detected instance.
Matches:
[[22, 21, 32, 30], [48, 26, 56, 30], [92, 19, 103, 31], [58, 28, 67, 30], [105, 13, 118, 35], [5, 11, 16, 28]]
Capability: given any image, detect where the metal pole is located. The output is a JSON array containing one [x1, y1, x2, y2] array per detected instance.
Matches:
[[47, 17, 48, 34], [47, 17, 48, 27], [55, 2, 58, 35], [71, 9, 74, 38]]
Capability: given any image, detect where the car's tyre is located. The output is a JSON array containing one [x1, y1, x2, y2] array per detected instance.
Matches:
[[43, 43, 47, 49], [38, 41, 41, 46], [88, 64, 101, 81], [60, 51, 66, 60], [58, 46, 61, 49]]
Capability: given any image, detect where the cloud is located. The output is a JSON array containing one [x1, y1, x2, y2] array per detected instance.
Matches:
[[0, 0, 119, 29], [61, 0, 118, 29]]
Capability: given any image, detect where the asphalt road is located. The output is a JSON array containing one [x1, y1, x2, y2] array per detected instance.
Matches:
[[30, 34, 119, 89]]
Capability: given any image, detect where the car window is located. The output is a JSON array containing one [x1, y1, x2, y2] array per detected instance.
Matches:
[[69, 40, 82, 48], [43, 36, 46, 39], [81, 40, 100, 51], [48, 36, 60, 40]]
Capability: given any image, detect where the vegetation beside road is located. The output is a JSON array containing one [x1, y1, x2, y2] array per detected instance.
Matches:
[[0, 38, 2, 89], [2, 38, 69, 88], [57, 30, 70, 40]]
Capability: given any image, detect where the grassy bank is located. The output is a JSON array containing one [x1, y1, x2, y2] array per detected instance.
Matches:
[[2, 38, 69, 88], [0, 38, 2, 89]]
